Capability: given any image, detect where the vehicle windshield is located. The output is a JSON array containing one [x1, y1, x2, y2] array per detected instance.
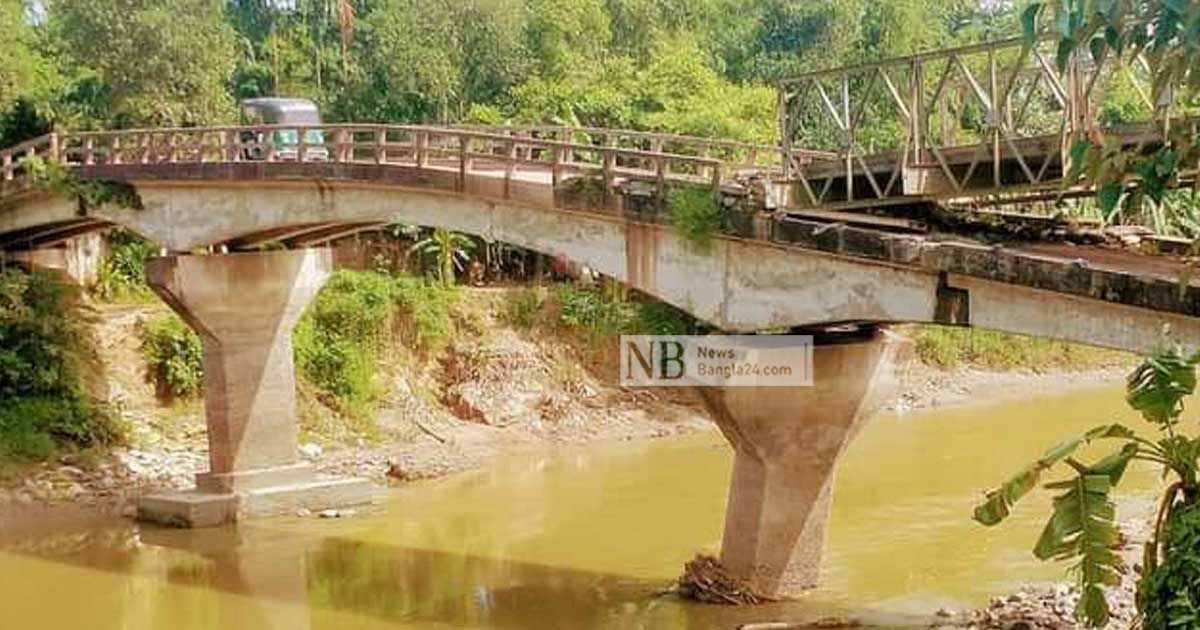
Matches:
[[271, 129, 325, 146]]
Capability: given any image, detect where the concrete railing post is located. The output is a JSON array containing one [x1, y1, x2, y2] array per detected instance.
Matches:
[[699, 327, 902, 598], [138, 249, 373, 526]]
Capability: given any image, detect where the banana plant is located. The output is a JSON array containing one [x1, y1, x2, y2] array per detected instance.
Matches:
[[409, 227, 475, 288], [974, 338, 1200, 628]]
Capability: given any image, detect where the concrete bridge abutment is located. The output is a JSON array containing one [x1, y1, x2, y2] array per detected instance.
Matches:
[[137, 249, 374, 527], [701, 326, 901, 598]]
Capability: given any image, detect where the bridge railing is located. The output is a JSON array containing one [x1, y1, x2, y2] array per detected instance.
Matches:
[[0, 134, 56, 200], [450, 123, 839, 173], [1, 125, 730, 207], [776, 35, 1159, 209]]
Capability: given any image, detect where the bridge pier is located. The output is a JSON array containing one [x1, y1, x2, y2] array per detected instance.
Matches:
[[700, 326, 900, 598], [137, 249, 374, 527]]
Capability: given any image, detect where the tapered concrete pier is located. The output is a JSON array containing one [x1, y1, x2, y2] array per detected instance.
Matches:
[[137, 249, 374, 527], [701, 326, 900, 598]]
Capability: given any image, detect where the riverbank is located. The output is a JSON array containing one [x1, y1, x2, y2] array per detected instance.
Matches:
[[934, 495, 1156, 630], [0, 299, 1135, 516]]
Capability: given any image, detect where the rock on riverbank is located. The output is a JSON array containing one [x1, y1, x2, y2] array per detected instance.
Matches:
[[940, 497, 1154, 630]]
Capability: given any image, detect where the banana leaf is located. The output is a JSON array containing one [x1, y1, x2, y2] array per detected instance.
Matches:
[[1127, 348, 1199, 427], [973, 424, 1135, 526]]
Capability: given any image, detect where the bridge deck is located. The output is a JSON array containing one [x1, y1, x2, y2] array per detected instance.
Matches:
[[0, 122, 1196, 329]]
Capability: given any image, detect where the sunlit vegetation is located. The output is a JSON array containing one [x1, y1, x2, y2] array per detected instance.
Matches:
[[0, 268, 126, 461], [555, 285, 700, 336], [911, 325, 1129, 371], [141, 314, 204, 400], [666, 187, 726, 249], [93, 230, 156, 303], [2, 0, 1013, 144]]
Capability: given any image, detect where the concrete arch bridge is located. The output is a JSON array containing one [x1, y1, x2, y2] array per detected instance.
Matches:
[[1, 85, 1198, 600]]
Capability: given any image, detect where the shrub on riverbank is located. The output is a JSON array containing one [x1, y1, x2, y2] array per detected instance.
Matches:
[[294, 270, 457, 432], [94, 230, 155, 303], [556, 286, 699, 336], [141, 314, 203, 400], [0, 268, 126, 460], [912, 325, 1128, 370]]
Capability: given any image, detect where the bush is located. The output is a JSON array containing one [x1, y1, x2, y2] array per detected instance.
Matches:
[[501, 287, 548, 330], [392, 275, 457, 352], [293, 271, 458, 429], [0, 397, 124, 461], [558, 286, 638, 335], [94, 229, 155, 302], [294, 271, 397, 424], [667, 187, 726, 249], [1139, 501, 1200, 630], [0, 268, 126, 460], [141, 314, 203, 399], [636, 300, 696, 335], [557, 286, 700, 336]]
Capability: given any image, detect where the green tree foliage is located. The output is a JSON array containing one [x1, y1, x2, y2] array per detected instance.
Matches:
[[526, 0, 612, 77], [0, 268, 124, 459], [0, 0, 59, 120], [1025, 0, 1200, 233], [0, 0, 1021, 142], [1139, 501, 1200, 630], [975, 338, 1200, 627], [48, 0, 239, 127], [335, 0, 530, 122]]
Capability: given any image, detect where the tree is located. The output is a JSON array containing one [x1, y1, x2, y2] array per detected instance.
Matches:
[[0, 0, 61, 142], [976, 339, 1200, 628], [48, 0, 239, 127]]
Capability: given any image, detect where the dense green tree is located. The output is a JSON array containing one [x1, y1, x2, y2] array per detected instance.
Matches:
[[0, 1, 57, 117], [0, 0, 1022, 137], [48, 0, 239, 127], [526, 0, 612, 77], [337, 0, 529, 123]]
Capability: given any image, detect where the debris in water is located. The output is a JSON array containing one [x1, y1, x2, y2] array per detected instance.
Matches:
[[677, 554, 768, 606]]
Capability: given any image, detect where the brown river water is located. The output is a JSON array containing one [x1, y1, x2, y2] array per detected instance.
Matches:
[[0, 382, 1158, 630]]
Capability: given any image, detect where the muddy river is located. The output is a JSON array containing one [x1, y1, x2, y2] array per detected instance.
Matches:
[[0, 383, 1157, 629]]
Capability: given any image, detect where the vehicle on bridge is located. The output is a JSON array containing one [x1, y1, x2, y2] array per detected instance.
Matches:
[[239, 97, 328, 162]]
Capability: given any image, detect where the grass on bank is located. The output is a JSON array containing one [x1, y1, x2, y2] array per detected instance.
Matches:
[[910, 324, 1130, 371]]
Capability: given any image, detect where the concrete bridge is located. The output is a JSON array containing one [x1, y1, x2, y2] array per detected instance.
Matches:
[[2, 43, 1200, 601]]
